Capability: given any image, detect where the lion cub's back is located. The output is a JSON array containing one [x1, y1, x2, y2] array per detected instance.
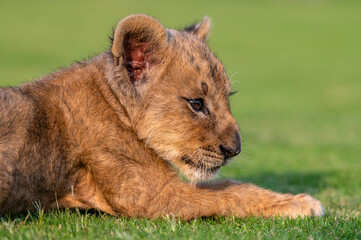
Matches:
[[0, 88, 32, 148], [0, 88, 33, 210]]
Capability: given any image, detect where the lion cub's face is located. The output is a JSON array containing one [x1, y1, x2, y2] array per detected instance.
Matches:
[[111, 15, 241, 182]]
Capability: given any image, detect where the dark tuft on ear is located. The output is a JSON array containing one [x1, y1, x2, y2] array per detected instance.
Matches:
[[108, 27, 115, 45], [184, 16, 211, 41], [184, 22, 198, 32]]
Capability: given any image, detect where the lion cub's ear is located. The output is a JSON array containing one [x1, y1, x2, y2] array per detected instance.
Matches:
[[184, 16, 211, 41], [112, 14, 168, 83]]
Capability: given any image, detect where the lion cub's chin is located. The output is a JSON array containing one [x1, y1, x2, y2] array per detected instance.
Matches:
[[179, 164, 221, 183], [159, 151, 222, 183]]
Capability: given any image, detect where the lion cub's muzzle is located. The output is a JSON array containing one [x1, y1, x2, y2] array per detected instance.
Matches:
[[219, 131, 241, 161]]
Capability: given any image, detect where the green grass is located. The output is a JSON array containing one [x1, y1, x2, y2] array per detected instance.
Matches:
[[1, 0, 361, 239], [1, 210, 360, 239]]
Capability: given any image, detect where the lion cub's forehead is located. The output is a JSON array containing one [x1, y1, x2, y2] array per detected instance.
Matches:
[[167, 30, 231, 95]]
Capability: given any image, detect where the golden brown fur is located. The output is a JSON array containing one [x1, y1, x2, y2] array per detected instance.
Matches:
[[0, 14, 323, 219]]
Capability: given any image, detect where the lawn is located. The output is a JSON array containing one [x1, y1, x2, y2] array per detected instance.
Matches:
[[1, 0, 360, 239]]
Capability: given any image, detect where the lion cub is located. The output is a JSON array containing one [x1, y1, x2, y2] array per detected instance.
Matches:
[[0, 14, 323, 219]]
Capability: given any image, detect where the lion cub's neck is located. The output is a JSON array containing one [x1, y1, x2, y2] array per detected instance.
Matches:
[[20, 52, 140, 131]]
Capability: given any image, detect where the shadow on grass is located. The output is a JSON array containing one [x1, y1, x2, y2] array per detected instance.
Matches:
[[235, 171, 332, 195], [236, 168, 361, 196]]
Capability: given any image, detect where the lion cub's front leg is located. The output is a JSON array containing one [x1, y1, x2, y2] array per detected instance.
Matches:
[[75, 155, 323, 219], [210, 180, 324, 218], [146, 179, 324, 220]]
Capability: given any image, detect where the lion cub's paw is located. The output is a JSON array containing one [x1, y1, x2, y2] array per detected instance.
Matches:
[[284, 194, 324, 218]]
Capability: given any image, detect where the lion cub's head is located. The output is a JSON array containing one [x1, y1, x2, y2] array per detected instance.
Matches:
[[110, 14, 241, 182]]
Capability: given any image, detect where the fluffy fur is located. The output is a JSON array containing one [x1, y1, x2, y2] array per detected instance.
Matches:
[[0, 14, 323, 219]]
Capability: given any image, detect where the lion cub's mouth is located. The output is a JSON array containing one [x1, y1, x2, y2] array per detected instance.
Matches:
[[181, 155, 221, 172]]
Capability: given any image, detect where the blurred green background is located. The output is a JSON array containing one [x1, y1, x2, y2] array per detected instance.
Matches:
[[1, 0, 360, 216]]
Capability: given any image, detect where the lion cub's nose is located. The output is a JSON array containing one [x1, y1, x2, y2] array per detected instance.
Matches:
[[219, 132, 241, 158]]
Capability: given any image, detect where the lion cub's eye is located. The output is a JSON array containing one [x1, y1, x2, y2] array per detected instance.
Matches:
[[182, 97, 209, 115], [188, 99, 204, 112]]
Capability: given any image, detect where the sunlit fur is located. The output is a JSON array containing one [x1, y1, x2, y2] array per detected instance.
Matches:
[[107, 15, 240, 182], [134, 31, 239, 182], [0, 14, 323, 219]]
